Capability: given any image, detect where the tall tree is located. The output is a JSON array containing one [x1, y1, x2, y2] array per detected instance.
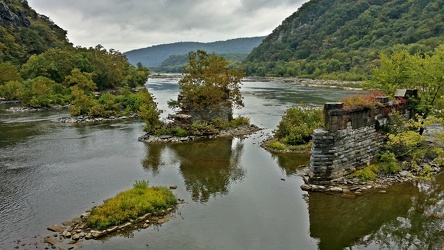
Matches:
[[178, 50, 245, 122]]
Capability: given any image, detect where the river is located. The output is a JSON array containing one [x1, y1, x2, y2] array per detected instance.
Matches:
[[0, 78, 443, 250]]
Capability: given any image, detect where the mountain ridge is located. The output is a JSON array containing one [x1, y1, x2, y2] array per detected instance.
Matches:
[[124, 36, 265, 67]]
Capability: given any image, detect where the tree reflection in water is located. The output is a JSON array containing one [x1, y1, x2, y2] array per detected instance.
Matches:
[[308, 174, 444, 249], [271, 152, 310, 176], [142, 138, 245, 202]]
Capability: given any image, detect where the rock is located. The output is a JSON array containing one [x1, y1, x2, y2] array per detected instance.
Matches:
[[142, 223, 149, 228], [157, 215, 170, 224], [71, 217, 82, 224], [62, 231, 72, 238], [378, 190, 387, 194], [169, 185, 177, 189], [300, 184, 311, 191], [47, 225, 65, 232], [61, 221, 73, 227], [85, 233, 93, 240], [80, 212, 90, 219], [311, 185, 326, 192], [329, 187, 343, 192], [91, 230, 107, 238], [399, 171, 411, 177], [43, 236, 57, 246], [71, 234, 80, 241], [106, 226, 119, 233]]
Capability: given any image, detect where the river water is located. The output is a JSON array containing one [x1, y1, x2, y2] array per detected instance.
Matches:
[[0, 78, 443, 250]]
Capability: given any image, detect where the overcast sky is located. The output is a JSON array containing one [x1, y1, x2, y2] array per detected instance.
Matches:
[[26, 0, 307, 53]]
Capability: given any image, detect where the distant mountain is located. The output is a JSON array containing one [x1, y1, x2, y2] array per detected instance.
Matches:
[[0, 0, 70, 65], [124, 37, 265, 68], [244, 0, 444, 80]]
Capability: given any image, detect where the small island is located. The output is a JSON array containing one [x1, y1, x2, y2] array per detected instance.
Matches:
[[43, 181, 178, 249], [138, 50, 260, 143]]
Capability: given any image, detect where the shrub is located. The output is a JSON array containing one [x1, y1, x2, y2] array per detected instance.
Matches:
[[378, 152, 401, 173], [275, 106, 323, 145], [228, 116, 250, 127], [267, 140, 286, 150], [350, 165, 379, 181], [339, 90, 386, 109], [86, 181, 176, 230], [171, 126, 189, 137]]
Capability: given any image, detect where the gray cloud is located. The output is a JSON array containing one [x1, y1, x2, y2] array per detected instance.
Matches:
[[27, 0, 307, 52]]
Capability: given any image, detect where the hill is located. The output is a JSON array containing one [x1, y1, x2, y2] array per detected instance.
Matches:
[[124, 37, 265, 68], [244, 0, 444, 80], [0, 0, 70, 65]]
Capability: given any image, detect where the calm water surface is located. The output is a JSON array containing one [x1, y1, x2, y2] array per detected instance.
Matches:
[[0, 79, 443, 250]]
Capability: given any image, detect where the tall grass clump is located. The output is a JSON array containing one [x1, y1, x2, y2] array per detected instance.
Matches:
[[86, 180, 176, 230]]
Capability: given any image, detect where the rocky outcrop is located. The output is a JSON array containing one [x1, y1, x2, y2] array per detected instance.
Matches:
[[0, 1, 30, 27]]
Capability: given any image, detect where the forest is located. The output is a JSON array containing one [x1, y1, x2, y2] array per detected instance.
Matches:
[[244, 0, 444, 80]]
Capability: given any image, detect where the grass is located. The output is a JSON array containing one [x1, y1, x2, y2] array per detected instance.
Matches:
[[263, 139, 312, 152], [86, 181, 177, 230]]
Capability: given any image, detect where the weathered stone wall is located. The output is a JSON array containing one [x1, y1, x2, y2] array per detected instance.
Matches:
[[309, 90, 417, 184]]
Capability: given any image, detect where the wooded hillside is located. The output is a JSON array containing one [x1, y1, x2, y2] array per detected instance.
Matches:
[[244, 0, 444, 80], [124, 37, 265, 68]]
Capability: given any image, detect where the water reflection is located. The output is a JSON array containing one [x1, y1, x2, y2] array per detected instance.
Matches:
[[271, 152, 310, 176], [308, 184, 418, 250], [353, 176, 444, 249], [142, 143, 169, 175], [142, 138, 245, 202]]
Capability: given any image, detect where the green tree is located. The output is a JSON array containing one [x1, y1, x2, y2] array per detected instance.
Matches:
[[0, 62, 21, 84], [137, 88, 161, 132], [178, 50, 245, 122], [370, 45, 444, 119]]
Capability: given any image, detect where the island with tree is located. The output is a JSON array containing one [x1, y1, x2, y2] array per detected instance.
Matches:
[[139, 50, 260, 143]]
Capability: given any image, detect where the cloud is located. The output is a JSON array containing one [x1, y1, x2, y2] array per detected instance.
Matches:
[[27, 0, 307, 52]]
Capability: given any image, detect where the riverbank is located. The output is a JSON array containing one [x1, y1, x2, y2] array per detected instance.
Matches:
[[300, 160, 443, 198], [138, 124, 261, 143], [149, 74, 364, 90], [244, 77, 363, 90]]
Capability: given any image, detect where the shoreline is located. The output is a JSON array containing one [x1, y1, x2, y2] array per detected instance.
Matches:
[[138, 124, 262, 143], [299, 161, 443, 198]]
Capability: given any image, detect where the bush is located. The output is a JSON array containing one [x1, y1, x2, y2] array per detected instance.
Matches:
[[378, 152, 401, 173], [275, 106, 323, 145], [228, 116, 250, 127], [350, 165, 379, 181], [267, 140, 286, 150], [339, 90, 386, 109], [86, 181, 176, 230]]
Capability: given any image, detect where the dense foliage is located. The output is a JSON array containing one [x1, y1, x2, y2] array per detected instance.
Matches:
[[86, 181, 176, 230], [369, 45, 444, 118], [244, 0, 444, 80], [358, 45, 444, 178], [178, 50, 245, 118], [264, 106, 323, 151], [0, 0, 70, 65]]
